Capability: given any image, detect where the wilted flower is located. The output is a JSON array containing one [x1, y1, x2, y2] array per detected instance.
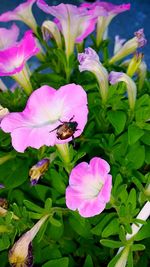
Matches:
[[66, 157, 112, 218], [0, 30, 39, 95], [41, 20, 62, 48], [37, 0, 100, 59], [81, 1, 130, 46], [29, 158, 50, 185], [109, 71, 137, 110], [0, 105, 9, 122], [0, 24, 19, 50], [1, 84, 88, 153], [78, 47, 108, 103], [9, 215, 48, 267], [109, 29, 147, 64], [0, 198, 8, 209], [0, 0, 38, 34]]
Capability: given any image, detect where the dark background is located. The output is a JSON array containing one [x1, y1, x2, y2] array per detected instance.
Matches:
[[0, 0, 149, 66]]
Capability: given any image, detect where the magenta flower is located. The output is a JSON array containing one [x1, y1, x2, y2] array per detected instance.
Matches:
[[0, 24, 19, 50], [66, 157, 112, 218], [0, 30, 39, 95], [37, 0, 101, 59], [1, 84, 88, 153], [81, 1, 130, 46], [0, 0, 38, 34]]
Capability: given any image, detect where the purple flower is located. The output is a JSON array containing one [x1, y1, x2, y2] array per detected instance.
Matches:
[[109, 71, 137, 110], [0, 0, 38, 34], [1, 84, 88, 153], [0, 184, 5, 189], [66, 157, 112, 218], [78, 47, 108, 103], [0, 24, 19, 51], [81, 1, 130, 46], [29, 158, 50, 185], [37, 0, 101, 59]]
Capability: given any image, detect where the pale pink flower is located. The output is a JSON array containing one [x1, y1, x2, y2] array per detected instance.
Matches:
[[81, 1, 130, 46], [66, 157, 112, 218], [78, 47, 108, 103], [37, 0, 103, 59], [0, 30, 39, 95], [0, 24, 19, 50], [0, 0, 38, 34], [0, 84, 88, 153]]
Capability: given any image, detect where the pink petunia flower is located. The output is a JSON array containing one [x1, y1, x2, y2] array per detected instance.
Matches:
[[0, 30, 40, 95], [0, 24, 19, 50], [0, 0, 38, 34], [81, 1, 130, 46], [66, 157, 112, 218], [37, 0, 105, 59], [0, 84, 88, 153]]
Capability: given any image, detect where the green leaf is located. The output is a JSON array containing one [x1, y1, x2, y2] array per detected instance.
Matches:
[[69, 212, 91, 238], [83, 255, 94, 267], [127, 189, 136, 210], [100, 239, 123, 248], [91, 213, 116, 236], [131, 244, 145, 251], [0, 158, 29, 189], [135, 220, 150, 241], [49, 217, 62, 227], [128, 124, 144, 145], [102, 218, 120, 238], [23, 200, 44, 214], [42, 257, 69, 267], [49, 169, 66, 194], [108, 111, 126, 134], [44, 198, 52, 212], [126, 143, 145, 169]]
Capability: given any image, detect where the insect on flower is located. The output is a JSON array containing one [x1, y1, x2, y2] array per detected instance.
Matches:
[[50, 116, 78, 141]]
